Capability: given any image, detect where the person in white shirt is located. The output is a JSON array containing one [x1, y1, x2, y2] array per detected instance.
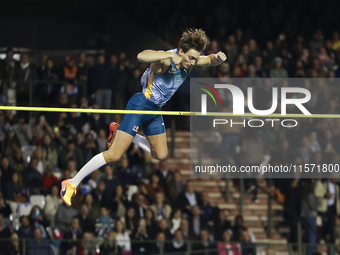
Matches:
[[115, 220, 131, 253]]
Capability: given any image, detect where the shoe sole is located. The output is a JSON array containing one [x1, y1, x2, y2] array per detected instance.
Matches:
[[60, 181, 71, 206], [107, 122, 119, 148]]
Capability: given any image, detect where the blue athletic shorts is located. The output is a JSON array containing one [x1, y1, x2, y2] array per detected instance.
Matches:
[[118, 92, 166, 136]]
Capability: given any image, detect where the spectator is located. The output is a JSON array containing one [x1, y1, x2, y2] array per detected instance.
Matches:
[[300, 180, 320, 255], [3, 47, 17, 80], [117, 157, 138, 187], [60, 218, 82, 255], [22, 157, 45, 194], [55, 203, 78, 232], [149, 192, 171, 221], [102, 164, 119, 199], [132, 218, 150, 255], [31, 148, 44, 175], [217, 230, 241, 255], [38, 58, 59, 104], [170, 208, 182, 235], [77, 52, 89, 85], [31, 115, 53, 145], [240, 230, 256, 255], [18, 216, 34, 239], [308, 131, 321, 154], [150, 232, 166, 255], [0, 213, 11, 253], [81, 132, 99, 163], [146, 174, 164, 201], [231, 215, 255, 243], [77, 231, 94, 255], [92, 54, 111, 124], [42, 164, 58, 190], [132, 194, 147, 219], [91, 180, 111, 207], [169, 229, 187, 255], [2, 128, 21, 157], [77, 204, 95, 234], [7, 233, 21, 255], [1, 157, 13, 198], [60, 55, 78, 100], [95, 206, 115, 238], [110, 184, 128, 218], [180, 218, 195, 241], [44, 184, 63, 226], [269, 57, 288, 78], [14, 53, 38, 105], [193, 229, 216, 255], [0, 111, 10, 142], [99, 231, 121, 255], [144, 208, 157, 239], [156, 219, 172, 240], [115, 220, 131, 254], [9, 146, 26, 174], [0, 193, 11, 219], [26, 227, 54, 255], [83, 193, 100, 222], [214, 209, 232, 241], [121, 207, 138, 236], [154, 159, 169, 187], [7, 171, 30, 202], [29, 206, 50, 238], [200, 192, 214, 225], [39, 134, 58, 169], [58, 139, 84, 171], [175, 180, 202, 216], [96, 129, 107, 152], [166, 170, 184, 205]]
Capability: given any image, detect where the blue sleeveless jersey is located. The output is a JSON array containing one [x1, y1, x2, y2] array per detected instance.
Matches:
[[141, 49, 190, 107]]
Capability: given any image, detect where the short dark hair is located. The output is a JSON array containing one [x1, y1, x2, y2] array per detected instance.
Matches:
[[178, 28, 207, 53]]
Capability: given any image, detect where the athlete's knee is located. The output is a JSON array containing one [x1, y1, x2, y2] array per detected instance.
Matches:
[[103, 150, 123, 163], [152, 149, 168, 161]]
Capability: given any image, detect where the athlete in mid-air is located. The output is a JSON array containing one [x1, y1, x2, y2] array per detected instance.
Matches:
[[60, 28, 227, 206]]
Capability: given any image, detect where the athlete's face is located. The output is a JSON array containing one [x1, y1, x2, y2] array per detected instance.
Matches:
[[179, 48, 200, 69]]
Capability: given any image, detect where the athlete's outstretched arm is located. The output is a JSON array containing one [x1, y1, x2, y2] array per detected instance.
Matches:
[[137, 50, 181, 64], [196, 51, 227, 67]]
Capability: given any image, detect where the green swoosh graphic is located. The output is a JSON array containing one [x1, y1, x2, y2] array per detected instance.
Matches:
[[199, 88, 217, 106]]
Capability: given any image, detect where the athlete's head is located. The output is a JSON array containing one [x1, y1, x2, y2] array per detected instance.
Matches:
[[178, 28, 207, 68]]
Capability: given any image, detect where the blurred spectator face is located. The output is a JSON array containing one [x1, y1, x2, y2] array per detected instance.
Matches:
[[6, 49, 14, 59], [241, 230, 251, 242], [314, 152, 322, 163], [98, 55, 105, 65], [301, 136, 309, 147], [133, 68, 140, 78], [174, 171, 182, 182], [145, 209, 153, 220], [185, 181, 193, 194], [30, 158, 38, 169], [174, 230, 183, 242], [100, 207, 110, 217], [20, 216, 30, 228], [107, 231, 117, 242], [219, 209, 229, 220], [152, 174, 160, 184], [228, 35, 236, 45], [98, 129, 106, 139], [180, 219, 189, 231], [115, 221, 123, 232], [63, 170, 71, 180], [310, 132, 317, 141], [34, 227, 43, 241], [235, 215, 244, 226], [275, 60, 282, 68], [46, 59, 54, 69], [81, 205, 89, 216], [21, 54, 29, 64], [0, 214, 4, 228], [266, 41, 274, 50], [223, 230, 231, 242], [249, 39, 256, 51], [115, 185, 123, 196], [43, 134, 51, 146], [85, 194, 93, 204], [97, 181, 106, 194], [156, 232, 165, 241], [242, 45, 249, 56], [1, 157, 9, 169], [155, 193, 164, 204], [219, 62, 230, 74], [119, 52, 127, 62], [67, 58, 75, 67], [136, 194, 144, 206], [41, 54, 48, 64], [67, 142, 75, 152], [159, 159, 167, 171], [79, 52, 86, 63], [254, 57, 262, 68], [174, 209, 181, 219], [67, 161, 76, 172], [200, 230, 209, 241], [201, 192, 209, 204], [71, 218, 79, 230], [110, 55, 118, 65], [12, 172, 18, 183], [51, 185, 58, 196], [127, 208, 135, 218], [85, 56, 94, 67], [59, 93, 68, 105]]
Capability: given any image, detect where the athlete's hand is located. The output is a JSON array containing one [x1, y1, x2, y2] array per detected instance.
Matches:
[[214, 51, 227, 62], [171, 53, 182, 65]]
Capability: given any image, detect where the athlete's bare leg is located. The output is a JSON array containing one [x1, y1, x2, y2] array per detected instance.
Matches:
[[146, 132, 168, 160], [103, 130, 135, 162]]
